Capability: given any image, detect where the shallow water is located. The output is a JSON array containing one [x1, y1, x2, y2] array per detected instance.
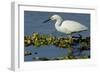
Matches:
[[24, 43, 90, 61]]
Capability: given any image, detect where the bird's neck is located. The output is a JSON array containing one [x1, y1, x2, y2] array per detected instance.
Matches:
[[55, 18, 63, 30]]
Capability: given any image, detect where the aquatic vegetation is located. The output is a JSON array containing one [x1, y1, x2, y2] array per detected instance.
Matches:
[[24, 35, 32, 47], [24, 32, 90, 60], [25, 33, 77, 47]]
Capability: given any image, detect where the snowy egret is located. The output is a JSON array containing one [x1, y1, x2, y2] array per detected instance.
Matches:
[[43, 14, 88, 37]]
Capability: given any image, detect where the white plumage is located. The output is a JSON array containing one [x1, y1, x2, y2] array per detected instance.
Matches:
[[43, 14, 88, 35], [58, 20, 88, 34]]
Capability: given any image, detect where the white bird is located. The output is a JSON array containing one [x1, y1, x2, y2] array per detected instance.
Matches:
[[43, 14, 88, 37]]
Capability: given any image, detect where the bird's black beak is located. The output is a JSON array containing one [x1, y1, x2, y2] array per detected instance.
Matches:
[[43, 19, 51, 23]]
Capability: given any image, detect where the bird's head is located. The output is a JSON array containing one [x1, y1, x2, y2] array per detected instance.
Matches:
[[43, 14, 61, 23], [50, 15, 61, 20]]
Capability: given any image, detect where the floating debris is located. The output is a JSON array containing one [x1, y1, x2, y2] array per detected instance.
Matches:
[[33, 57, 40, 61], [24, 51, 32, 56]]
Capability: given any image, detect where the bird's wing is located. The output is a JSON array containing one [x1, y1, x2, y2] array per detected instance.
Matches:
[[61, 20, 88, 33]]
